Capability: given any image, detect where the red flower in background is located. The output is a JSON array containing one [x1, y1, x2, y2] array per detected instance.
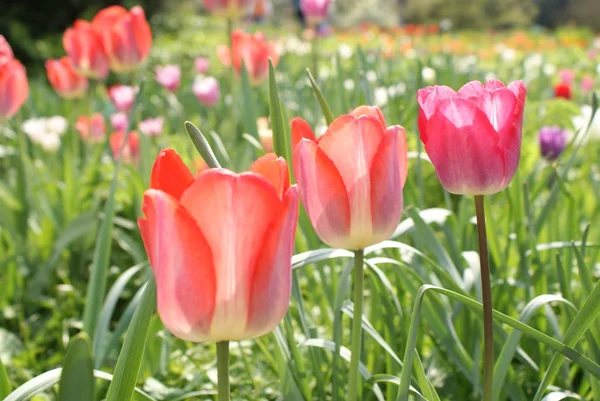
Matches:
[[63, 20, 109, 79], [554, 83, 572, 100], [0, 40, 28, 121], [46, 57, 88, 99]]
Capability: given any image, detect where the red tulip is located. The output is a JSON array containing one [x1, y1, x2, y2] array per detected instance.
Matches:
[[292, 114, 404, 250], [554, 83, 572, 100], [138, 150, 299, 341], [417, 79, 526, 195], [76, 113, 106, 143], [0, 58, 28, 121], [202, 0, 254, 18], [218, 30, 279, 84], [0, 35, 14, 66], [92, 6, 152, 73], [46, 57, 88, 99], [63, 20, 109, 79], [110, 130, 140, 164]]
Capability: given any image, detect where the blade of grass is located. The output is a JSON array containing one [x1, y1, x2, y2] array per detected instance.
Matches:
[[58, 333, 94, 401]]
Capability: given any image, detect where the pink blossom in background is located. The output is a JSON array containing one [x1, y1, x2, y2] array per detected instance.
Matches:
[[581, 75, 595, 93], [108, 85, 137, 112], [559, 69, 575, 85], [193, 76, 221, 107], [139, 117, 164, 136], [110, 130, 140, 164], [155, 65, 181, 92], [110, 112, 129, 132], [195, 57, 210, 74], [300, 0, 331, 26], [0, 35, 14, 66], [76, 113, 106, 143]]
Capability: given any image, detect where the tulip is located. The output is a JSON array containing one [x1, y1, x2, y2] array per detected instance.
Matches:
[[581, 75, 594, 93], [76, 113, 106, 143], [350, 105, 408, 187], [195, 57, 210, 74], [138, 149, 299, 342], [0, 35, 14, 66], [92, 5, 152, 73], [300, 0, 331, 26], [554, 83, 572, 100], [155, 65, 181, 92], [218, 30, 279, 84], [139, 117, 164, 136], [559, 69, 575, 85], [193, 76, 221, 107], [538, 126, 567, 161], [417, 79, 526, 195], [292, 113, 405, 250], [202, 0, 254, 18], [0, 58, 29, 121], [110, 131, 139, 164], [110, 112, 129, 132], [45, 57, 88, 99], [63, 20, 109, 79], [108, 85, 137, 112]]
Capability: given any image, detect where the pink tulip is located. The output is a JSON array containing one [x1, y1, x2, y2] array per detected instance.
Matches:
[[138, 149, 299, 341], [202, 0, 254, 18], [45, 57, 88, 99], [0, 58, 29, 121], [92, 5, 152, 73], [218, 30, 279, 84], [193, 76, 221, 107], [108, 85, 137, 112], [581, 75, 594, 93], [0, 35, 14, 67], [76, 113, 106, 143], [155, 65, 181, 92], [300, 0, 331, 26], [110, 112, 129, 132], [194, 57, 210, 74], [63, 20, 109, 79], [417, 79, 526, 195], [558, 69, 575, 85], [292, 114, 405, 250], [110, 130, 139, 164], [139, 117, 164, 136]]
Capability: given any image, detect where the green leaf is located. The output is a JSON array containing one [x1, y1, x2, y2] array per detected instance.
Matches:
[[268, 59, 291, 164], [306, 68, 334, 125], [240, 61, 259, 140], [534, 278, 600, 401], [58, 333, 94, 401], [0, 356, 12, 399], [184, 121, 221, 169], [4, 369, 156, 401], [105, 278, 156, 401]]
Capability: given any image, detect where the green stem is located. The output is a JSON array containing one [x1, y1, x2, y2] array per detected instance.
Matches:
[[16, 120, 28, 239], [348, 249, 365, 401], [217, 341, 230, 401], [475, 195, 494, 401]]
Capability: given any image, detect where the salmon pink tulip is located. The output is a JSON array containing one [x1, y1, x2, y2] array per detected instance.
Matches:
[[292, 114, 405, 250], [76, 113, 106, 143], [138, 150, 299, 342], [417, 79, 526, 195], [218, 30, 279, 85], [63, 20, 109, 79], [110, 130, 139, 164], [92, 5, 152, 73], [203, 0, 254, 18], [0, 58, 28, 121], [46, 57, 88, 99]]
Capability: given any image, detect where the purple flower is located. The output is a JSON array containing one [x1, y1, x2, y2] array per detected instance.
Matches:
[[539, 126, 568, 161]]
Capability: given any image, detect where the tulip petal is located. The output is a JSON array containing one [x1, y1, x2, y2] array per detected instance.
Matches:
[[249, 153, 290, 199], [351, 105, 386, 128], [484, 79, 507, 90], [426, 97, 504, 195], [370, 129, 403, 244], [318, 115, 385, 247], [293, 138, 351, 248], [180, 169, 282, 341], [386, 125, 408, 187], [457, 80, 484, 98], [416, 85, 455, 142], [246, 185, 298, 337], [291, 117, 317, 150], [150, 149, 195, 201], [474, 88, 517, 132], [139, 189, 216, 342]]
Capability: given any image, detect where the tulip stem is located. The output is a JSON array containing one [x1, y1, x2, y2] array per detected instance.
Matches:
[[474, 195, 494, 401], [216, 341, 230, 401], [348, 248, 365, 401]]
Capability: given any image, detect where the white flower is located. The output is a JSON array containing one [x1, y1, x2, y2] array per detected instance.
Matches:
[[374, 87, 388, 107], [365, 70, 377, 83], [421, 67, 436, 83], [439, 18, 453, 32], [38, 133, 61, 152], [543, 63, 557, 76], [344, 79, 355, 91], [338, 43, 353, 60], [318, 66, 330, 80], [501, 48, 517, 62], [46, 116, 68, 136], [572, 104, 600, 143], [22, 118, 47, 141]]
